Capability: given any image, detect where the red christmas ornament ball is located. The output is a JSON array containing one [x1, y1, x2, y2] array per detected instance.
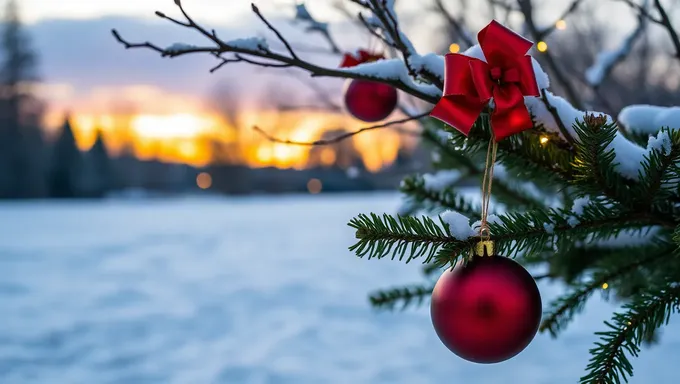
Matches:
[[430, 255, 542, 364], [343, 79, 398, 122]]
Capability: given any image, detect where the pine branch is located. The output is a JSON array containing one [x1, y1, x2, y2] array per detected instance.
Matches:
[[348, 204, 672, 266], [348, 213, 471, 264], [634, 128, 680, 207], [540, 244, 674, 337], [571, 115, 633, 205], [447, 117, 574, 187], [580, 283, 680, 384], [369, 283, 434, 310], [420, 123, 549, 210]]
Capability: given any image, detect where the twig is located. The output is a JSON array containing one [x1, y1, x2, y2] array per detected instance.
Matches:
[[358, 13, 397, 48], [110, 3, 440, 104], [615, 0, 664, 24], [253, 112, 430, 146], [367, 0, 444, 89], [585, 0, 648, 88], [516, 0, 585, 110], [541, 89, 576, 145], [292, 3, 342, 54], [252, 4, 299, 60], [653, 0, 680, 60], [433, 0, 475, 48], [537, 0, 586, 39]]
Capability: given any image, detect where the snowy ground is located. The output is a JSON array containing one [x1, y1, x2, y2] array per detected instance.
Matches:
[[0, 193, 678, 384]]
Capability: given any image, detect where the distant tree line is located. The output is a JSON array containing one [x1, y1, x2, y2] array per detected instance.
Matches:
[[0, 0, 200, 199]]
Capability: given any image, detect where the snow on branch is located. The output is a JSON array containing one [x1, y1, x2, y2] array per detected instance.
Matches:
[[525, 91, 680, 181], [359, 0, 444, 89], [619, 105, 680, 134], [110, 1, 440, 103], [293, 3, 341, 53], [339, 59, 441, 98], [585, 0, 648, 87]]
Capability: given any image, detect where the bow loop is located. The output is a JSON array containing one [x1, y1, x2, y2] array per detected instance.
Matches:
[[430, 20, 541, 142]]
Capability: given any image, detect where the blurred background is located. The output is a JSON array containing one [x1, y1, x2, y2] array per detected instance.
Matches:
[[1, 0, 679, 383]]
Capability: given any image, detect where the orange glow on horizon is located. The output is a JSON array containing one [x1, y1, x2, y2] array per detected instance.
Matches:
[[45, 108, 409, 171]]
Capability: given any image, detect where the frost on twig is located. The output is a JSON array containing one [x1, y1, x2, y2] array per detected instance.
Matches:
[[293, 3, 341, 53], [111, 1, 440, 103], [585, 0, 648, 87]]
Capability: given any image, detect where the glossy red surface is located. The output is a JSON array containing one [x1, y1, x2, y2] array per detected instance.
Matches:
[[430, 256, 542, 364], [343, 79, 398, 123]]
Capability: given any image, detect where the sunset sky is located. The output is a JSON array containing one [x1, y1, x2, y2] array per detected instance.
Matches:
[[20, 0, 637, 170]]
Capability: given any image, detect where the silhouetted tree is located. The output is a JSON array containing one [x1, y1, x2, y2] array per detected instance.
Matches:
[[82, 129, 113, 197], [48, 117, 82, 198], [0, 0, 44, 198]]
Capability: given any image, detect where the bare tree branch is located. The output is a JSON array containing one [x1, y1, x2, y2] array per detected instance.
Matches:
[[293, 3, 342, 54], [365, 0, 444, 88], [585, 1, 649, 88], [540, 89, 575, 145], [111, 2, 440, 104], [536, 0, 586, 39], [614, 0, 679, 60], [253, 112, 429, 146], [516, 0, 585, 110], [653, 0, 680, 60], [615, 0, 664, 23], [252, 4, 299, 60], [433, 0, 475, 48]]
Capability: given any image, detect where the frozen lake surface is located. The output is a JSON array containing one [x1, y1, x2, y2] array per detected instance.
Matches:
[[0, 193, 678, 383]]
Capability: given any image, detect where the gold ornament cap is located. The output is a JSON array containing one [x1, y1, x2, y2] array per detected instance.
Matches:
[[475, 240, 495, 257]]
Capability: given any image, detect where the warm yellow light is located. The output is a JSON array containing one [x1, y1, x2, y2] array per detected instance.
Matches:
[[320, 148, 336, 166], [196, 172, 212, 189], [602, 283, 609, 290], [307, 178, 322, 194], [555, 20, 567, 30], [536, 41, 548, 52], [539, 136, 549, 144], [132, 113, 214, 139], [449, 43, 460, 53]]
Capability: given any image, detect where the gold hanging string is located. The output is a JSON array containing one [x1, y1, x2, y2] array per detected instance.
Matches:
[[478, 134, 498, 242]]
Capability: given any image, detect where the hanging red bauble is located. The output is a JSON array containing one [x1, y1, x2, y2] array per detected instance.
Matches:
[[343, 80, 398, 122], [430, 248, 541, 364], [339, 50, 398, 122]]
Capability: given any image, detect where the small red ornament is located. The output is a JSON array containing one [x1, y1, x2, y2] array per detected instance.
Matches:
[[340, 50, 398, 122], [430, 20, 540, 141], [430, 246, 541, 364]]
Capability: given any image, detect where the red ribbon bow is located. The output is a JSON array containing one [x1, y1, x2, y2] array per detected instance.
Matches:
[[340, 49, 384, 68], [430, 20, 540, 142]]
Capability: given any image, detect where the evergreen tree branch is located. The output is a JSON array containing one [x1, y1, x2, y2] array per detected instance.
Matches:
[[540, 244, 674, 337], [571, 115, 633, 205], [580, 283, 680, 384], [369, 283, 434, 310], [348, 213, 471, 264], [348, 206, 673, 266], [420, 123, 548, 209], [634, 128, 680, 207]]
